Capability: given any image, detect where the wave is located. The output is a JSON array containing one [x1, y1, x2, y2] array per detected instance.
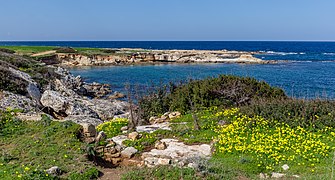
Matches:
[[282, 60, 335, 63], [323, 53, 335, 55], [264, 51, 305, 55]]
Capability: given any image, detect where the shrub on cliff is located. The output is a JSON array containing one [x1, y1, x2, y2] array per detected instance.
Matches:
[[0, 52, 61, 94], [54, 47, 76, 53], [138, 75, 286, 119], [0, 48, 15, 54]]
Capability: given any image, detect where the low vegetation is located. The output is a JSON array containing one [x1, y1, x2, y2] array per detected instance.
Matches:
[[0, 46, 120, 57], [138, 75, 286, 120], [0, 109, 99, 179]]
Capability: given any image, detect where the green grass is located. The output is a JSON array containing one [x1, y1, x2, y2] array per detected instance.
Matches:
[[0, 46, 139, 56], [0, 46, 56, 55], [0, 110, 98, 179], [120, 104, 335, 179], [121, 166, 200, 180]]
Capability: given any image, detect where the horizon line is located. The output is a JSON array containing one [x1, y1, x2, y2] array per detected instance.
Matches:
[[1, 40, 335, 42]]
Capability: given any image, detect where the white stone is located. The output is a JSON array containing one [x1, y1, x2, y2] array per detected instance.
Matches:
[[158, 158, 171, 165], [112, 135, 129, 147], [121, 147, 138, 158], [271, 172, 285, 178], [259, 173, 268, 179], [282, 164, 289, 171]]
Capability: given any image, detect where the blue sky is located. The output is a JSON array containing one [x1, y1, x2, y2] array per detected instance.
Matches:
[[1, 0, 334, 41]]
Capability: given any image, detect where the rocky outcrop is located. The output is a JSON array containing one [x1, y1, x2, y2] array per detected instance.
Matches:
[[0, 91, 37, 112], [0, 52, 129, 126], [53, 49, 272, 66], [142, 139, 211, 168]]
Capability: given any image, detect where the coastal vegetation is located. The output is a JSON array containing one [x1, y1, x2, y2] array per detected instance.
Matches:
[[0, 109, 99, 179]]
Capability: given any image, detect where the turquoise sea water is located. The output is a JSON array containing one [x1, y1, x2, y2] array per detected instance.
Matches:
[[1, 41, 335, 99], [69, 62, 335, 99]]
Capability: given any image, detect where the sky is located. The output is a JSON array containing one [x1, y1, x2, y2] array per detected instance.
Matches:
[[0, 0, 335, 41]]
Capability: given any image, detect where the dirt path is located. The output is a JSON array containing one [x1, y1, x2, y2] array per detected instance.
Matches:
[[99, 167, 128, 180], [31, 50, 56, 57]]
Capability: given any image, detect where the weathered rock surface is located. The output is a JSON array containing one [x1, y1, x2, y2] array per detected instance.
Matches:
[[149, 111, 181, 124], [0, 91, 37, 112], [121, 147, 138, 158], [40, 90, 69, 113], [55, 49, 273, 67], [46, 166, 62, 176], [154, 140, 167, 150], [81, 123, 96, 137], [128, 132, 140, 141], [136, 122, 172, 133], [142, 138, 211, 168]]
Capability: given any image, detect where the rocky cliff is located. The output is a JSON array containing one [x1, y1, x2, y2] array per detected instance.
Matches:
[[53, 49, 273, 66], [0, 51, 129, 126]]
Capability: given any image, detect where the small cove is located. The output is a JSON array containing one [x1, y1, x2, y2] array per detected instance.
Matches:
[[70, 61, 335, 99]]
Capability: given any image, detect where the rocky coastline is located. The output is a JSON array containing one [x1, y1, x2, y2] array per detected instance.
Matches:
[[0, 51, 129, 126], [38, 48, 275, 66]]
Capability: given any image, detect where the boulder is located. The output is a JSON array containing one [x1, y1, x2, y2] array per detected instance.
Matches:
[[155, 141, 167, 150], [81, 123, 96, 137], [112, 135, 129, 147], [121, 126, 128, 131], [40, 90, 68, 113], [121, 147, 138, 158], [128, 132, 140, 141], [158, 158, 171, 165], [95, 131, 107, 143], [46, 166, 61, 176], [108, 92, 126, 100], [83, 99, 129, 120], [168, 111, 181, 119]]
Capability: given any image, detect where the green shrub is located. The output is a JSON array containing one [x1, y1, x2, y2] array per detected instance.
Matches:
[[0, 48, 15, 54], [54, 47, 76, 53], [139, 75, 286, 119]]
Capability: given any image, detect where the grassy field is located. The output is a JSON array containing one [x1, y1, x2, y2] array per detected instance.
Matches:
[[0, 46, 129, 56], [0, 46, 56, 55], [0, 110, 99, 179], [118, 106, 335, 179]]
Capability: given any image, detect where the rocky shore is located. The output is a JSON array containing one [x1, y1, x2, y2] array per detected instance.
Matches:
[[39, 48, 274, 66], [0, 51, 129, 126]]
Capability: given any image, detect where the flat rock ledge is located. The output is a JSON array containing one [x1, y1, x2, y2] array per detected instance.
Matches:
[[142, 139, 211, 168]]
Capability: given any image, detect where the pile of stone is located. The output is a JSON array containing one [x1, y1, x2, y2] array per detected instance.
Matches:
[[149, 111, 181, 124], [82, 123, 140, 166], [141, 139, 211, 168]]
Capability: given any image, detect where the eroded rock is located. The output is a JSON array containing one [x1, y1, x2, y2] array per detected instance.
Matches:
[[121, 147, 138, 158]]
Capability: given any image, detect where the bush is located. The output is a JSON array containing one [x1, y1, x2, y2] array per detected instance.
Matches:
[[101, 49, 117, 54], [54, 47, 76, 53], [0, 48, 15, 54], [139, 75, 286, 119]]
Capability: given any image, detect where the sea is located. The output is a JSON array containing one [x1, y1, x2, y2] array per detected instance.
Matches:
[[1, 41, 335, 99]]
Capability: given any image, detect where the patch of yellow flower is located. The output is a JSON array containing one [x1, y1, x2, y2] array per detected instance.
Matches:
[[215, 108, 334, 171], [96, 118, 128, 137]]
